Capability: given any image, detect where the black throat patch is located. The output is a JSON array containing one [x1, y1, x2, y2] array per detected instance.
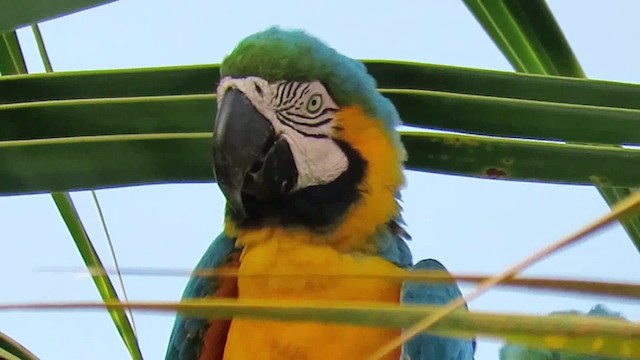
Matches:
[[228, 139, 366, 232]]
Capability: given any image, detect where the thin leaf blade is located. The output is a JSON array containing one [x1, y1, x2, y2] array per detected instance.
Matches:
[[49, 266, 640, 301], [1, 299, 638, 359], [0, 330, 38, 360], [370, 190, 640, 359], [0, 32, 27, 75], [51, 193, 143, 360], [462, 0, 583, 77], [0, 26, 142, 359]]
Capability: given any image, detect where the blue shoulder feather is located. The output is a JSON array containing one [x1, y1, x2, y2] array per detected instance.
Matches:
[[376, 195, 413, 268], [375, 223, 412, 268], [401, 259, 475, 360], [165, 233, 237, 360]]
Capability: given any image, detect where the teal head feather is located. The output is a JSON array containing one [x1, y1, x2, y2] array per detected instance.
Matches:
[[220, 26, 402, 136]]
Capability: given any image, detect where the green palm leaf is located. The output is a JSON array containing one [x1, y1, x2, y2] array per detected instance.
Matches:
[[0, 32, 26, 75], [0, 330, 38, 360], [63, 266, 640, 301], [0, 0, 115, 34], [52, 193, 143, 360], [3, 64, 640, 195], [0, 26, 142, 359], [1, 299, 638, 359], [500, 304, 629, 360], [3, 130, 640, 195], [461, 0, 583, 77], [463, 0, 640, 253]]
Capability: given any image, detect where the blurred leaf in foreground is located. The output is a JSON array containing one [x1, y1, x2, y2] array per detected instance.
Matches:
[[500, 304, 629, 360]]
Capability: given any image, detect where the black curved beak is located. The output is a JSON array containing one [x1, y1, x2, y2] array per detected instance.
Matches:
[[212, 88, 298, 221]]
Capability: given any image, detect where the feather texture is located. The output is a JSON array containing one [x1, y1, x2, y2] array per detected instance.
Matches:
[[165, 233, 239, 360], [401, 259, 476, 360]]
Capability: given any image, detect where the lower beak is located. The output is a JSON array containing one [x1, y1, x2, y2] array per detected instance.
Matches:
[[212, 88, 298, 221]]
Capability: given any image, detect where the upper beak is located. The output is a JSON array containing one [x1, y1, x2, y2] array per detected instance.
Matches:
[[212, 88, 298, 221]]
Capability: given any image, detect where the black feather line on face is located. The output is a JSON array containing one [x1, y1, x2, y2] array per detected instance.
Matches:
[[227, 139, 366, 232]]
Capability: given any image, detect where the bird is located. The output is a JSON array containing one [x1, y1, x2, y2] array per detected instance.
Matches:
[[165, 26, 475, 360], [500, 304, 627, 360]]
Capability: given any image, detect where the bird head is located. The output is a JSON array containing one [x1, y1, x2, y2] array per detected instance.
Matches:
[[214, 27, 407, 240]]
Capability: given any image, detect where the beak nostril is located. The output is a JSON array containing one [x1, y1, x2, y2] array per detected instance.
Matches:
[[254, 83, 263, 97]]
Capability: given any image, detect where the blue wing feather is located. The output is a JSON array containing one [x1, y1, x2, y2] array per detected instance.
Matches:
[[165, 233, 237, 360], [375, 223, 413, 268], [401, 259, 475, 360]]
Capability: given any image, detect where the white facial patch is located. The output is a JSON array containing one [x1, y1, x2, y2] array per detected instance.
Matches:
[[217, 76, 349, 190]]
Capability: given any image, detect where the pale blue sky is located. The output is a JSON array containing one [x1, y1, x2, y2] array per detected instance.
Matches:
[[2, 1, 640, 359]]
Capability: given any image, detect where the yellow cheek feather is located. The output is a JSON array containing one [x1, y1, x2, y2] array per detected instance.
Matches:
[[331, 105, 406, 249], [221, 106, 407, 360]]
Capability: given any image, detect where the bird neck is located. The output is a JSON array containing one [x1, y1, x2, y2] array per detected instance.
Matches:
[[227, 105, 405, 253]]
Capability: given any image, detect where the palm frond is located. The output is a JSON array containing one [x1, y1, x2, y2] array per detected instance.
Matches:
[[464, 0, 640, 253], [0, 330, 38, 360], [0, 0, 116, 33], [1, 299, 638, 359]]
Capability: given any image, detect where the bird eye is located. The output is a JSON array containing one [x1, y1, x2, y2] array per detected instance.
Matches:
[[306, 94, 323, 114]]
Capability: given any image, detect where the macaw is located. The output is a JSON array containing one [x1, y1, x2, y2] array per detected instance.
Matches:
[[165, 27, 475, 360], [500, 304, 627, 360]]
